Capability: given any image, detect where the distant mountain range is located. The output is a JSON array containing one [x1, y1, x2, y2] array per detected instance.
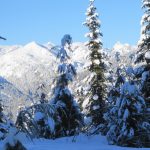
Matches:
[[0, 41, 137, 120]]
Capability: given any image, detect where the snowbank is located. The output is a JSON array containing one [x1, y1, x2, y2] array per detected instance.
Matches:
[[0, 134, 148, 150]]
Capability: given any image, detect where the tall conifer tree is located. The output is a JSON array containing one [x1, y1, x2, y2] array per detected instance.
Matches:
[[83, 0, 106, 127], [133, 1, 150, 146], [137, 0, 150, 63]]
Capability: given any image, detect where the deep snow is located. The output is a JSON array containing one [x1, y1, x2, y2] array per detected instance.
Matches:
[[0, 134, 148, 150]]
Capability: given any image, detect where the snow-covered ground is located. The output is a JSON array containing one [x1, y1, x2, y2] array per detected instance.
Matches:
[[0, 134, 148, 150]]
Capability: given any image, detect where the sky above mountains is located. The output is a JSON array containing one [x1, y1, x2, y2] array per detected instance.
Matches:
[[0, 0, 142, 48]]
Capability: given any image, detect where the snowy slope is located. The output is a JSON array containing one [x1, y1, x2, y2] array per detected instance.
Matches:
[[0, 76, 28, 120], [0, 45, 22, 55], [112, 42, 137, 54], [109, 42, 137, 70], [0, 42, 56, 95], [0, 134, 148, 150]]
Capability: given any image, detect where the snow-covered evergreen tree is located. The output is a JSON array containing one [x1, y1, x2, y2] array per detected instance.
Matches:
[[136, 0, 150, 63], [83, 0, 106, 127], [139, 69, 150, 146], [16, 102, 59, 139], [32, 91, 57, 139], [77, 87, 84, 112], [141, 69, 150, 107], [4, 127, 27, 150], [108, 67, 125, 110], [105, 73, 150, 147], [134, 1, 150, 145], [0, 100, 11, 140], [0, 40, 8, 140], [35, 84, 48, 104], [51, 34, 83, 137], [16, 89, 59, 139], [102, 67, 126, 135]]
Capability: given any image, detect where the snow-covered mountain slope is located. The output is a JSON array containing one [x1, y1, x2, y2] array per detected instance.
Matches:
[[109, 42, 137, 70], [0, 41, 137, 119], [0, 42, 56, 95], [112, 41, 137, 54], [0, 45, 22, 55], [0, 76, 29, 120]]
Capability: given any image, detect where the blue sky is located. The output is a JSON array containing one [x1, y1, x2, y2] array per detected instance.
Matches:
[[0, 0, 142, 48]]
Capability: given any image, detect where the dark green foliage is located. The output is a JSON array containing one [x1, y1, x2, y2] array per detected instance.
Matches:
[[4, 140, 27, 150], [83, 0, 106, 127], [141, 69, 150, 107], [133, 1, 150, 147], [51, 34, 83, 137], [0, 101, 10, 140], [136, 0, 150, 63], [53, 88, 83, 137], [16, 103, 59, 139], [106, 80, 150, 147]]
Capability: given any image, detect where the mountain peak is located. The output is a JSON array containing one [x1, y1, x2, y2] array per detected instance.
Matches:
[[112, 41, 137, 54], [113, 41, 129, 50], [24, 41, 41, 49]]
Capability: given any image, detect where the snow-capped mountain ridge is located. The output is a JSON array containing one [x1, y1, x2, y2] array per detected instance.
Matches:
[[0, 41, 137, 92], [112, 41, 137, 54], [0, 41, 57, 97], [0, 41, 137, 120], [0, 45, 22, 56]]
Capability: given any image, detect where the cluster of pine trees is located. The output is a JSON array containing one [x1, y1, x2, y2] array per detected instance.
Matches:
[[0, 0, 150, 149]]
